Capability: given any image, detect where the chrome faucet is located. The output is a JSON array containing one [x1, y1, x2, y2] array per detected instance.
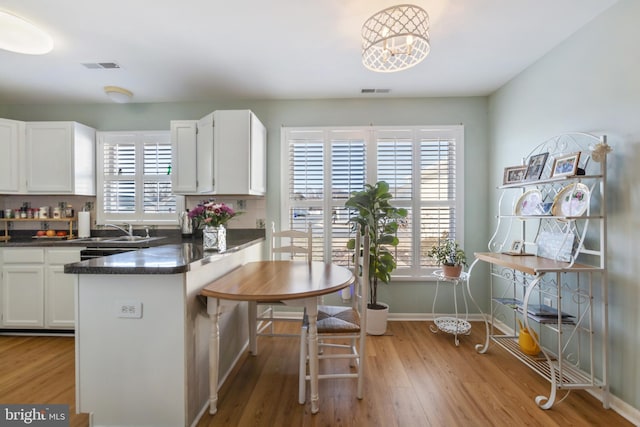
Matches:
[[105, 223, 133, 237]]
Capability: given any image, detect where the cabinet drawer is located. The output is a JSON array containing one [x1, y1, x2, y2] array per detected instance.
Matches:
[[2, 248, 45, 263], [47, 249, 81, 265]]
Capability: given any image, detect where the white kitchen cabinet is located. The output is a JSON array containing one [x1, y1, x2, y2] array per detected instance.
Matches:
[[45, 248, 80, 328], [25, 121, 96, 195], [0, 247, 79, 329], [1, 248, 45, 328], [170, 110, 266, 195], [0, 118, 25, 193]]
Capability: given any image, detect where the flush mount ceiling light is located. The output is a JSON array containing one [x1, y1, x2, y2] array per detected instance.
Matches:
[[0, 10, 53, 55], [104, 86, 133, 103], [361, 4, 430, 73]]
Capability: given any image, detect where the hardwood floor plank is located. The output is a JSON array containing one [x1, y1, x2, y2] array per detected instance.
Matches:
[[0, 321, 631, 427]]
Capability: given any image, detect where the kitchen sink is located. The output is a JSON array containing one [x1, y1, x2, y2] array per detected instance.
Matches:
[[72, 236, 166, 244], [73, 237, 113, 242]]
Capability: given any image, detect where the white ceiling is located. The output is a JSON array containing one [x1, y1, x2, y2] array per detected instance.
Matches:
[[0, 0, 618, 105]]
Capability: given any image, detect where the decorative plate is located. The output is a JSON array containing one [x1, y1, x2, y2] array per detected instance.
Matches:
[[552, 183, 590, 219], [514, 190, 543, 216]]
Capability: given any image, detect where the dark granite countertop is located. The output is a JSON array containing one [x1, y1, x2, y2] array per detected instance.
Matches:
[[63, 232, 264, 274], [63, 236, 264, 275]]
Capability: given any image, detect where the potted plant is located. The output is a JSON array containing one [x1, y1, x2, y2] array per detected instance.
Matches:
[[346, 181, 408, 335], [427, 237, 467, 278]]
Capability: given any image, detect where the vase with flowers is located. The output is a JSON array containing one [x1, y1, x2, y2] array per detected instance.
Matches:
[[188, 201, 238, 251]]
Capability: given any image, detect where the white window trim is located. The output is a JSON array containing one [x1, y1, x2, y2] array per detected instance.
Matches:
[[96, 130, 183, 226], [280, 125, 464, 280]]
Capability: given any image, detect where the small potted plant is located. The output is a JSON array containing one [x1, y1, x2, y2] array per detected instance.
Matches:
[[427, 237, 467, 278]]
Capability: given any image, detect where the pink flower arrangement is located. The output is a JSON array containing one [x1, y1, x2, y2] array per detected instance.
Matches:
[[188, 201, 237, 228]]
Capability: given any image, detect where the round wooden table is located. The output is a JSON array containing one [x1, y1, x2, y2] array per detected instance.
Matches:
[[201, 260, 355, 414]]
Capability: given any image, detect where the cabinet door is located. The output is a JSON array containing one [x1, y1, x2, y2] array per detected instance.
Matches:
[[196, 114, 215, 193], [26, 122, 74, 193], [2, 265, 45, 328], [213, 110, 251, 195], [0, 119, 24, 193], [46, 265, 76, 328], [170, 120, 198, 194], [45, 248, 79, 328], [249, 113, 266, 195]]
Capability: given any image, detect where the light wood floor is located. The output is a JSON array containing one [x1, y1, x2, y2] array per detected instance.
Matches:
[[0, 322, 630, 427]]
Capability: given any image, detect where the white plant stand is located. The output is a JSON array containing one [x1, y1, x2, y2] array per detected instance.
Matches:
[[429, 270, 471, 346]]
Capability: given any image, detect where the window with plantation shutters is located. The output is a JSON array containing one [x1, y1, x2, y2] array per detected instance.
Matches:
[[282, 125, 463, 279], [97, 131, 181, 225]]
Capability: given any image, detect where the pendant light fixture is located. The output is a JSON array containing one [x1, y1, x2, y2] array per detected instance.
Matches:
[[0, 10, 53, 55], [361, 4, 430, 73]]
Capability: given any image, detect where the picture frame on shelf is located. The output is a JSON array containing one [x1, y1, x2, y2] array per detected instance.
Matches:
[[524, 152, 549, 181], [501, 239, 527, 255], [503, 165, 527, 185], [551, 152, 581, 178], [510, 240, 523, 253]]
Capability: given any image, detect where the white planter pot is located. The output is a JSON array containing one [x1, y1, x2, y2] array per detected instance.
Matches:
[[366, 302, 389, 335]]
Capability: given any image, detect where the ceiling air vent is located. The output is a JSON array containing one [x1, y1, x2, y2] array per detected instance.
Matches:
[[81, 62, 122, 69], [361, 88, 391, 94]]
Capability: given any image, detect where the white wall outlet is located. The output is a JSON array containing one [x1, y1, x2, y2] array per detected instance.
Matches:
[[543, 297, 552, 308], [116, 301, 143, 318], [256, 218, 265, 229]]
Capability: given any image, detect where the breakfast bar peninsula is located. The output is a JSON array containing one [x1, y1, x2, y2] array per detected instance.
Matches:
[[65, 236, 264, 427]]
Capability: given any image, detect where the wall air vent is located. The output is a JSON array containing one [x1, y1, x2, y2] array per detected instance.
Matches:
[[81, 62, 122, 69], [361, 88, 391, 94]]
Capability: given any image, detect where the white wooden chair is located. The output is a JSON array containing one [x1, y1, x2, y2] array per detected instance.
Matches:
[[255, 222, 312, 337], [298, 225, 369, 405]]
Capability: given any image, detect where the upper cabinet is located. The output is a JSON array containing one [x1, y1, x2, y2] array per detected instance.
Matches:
[[171, 110, 266, 196], [0, 119, 96, 195], [26, 122, 96, 195], [0, 119, 24, 193]]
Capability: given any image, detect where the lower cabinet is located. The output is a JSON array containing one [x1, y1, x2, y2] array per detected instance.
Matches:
[[0, 247, 79, 329]]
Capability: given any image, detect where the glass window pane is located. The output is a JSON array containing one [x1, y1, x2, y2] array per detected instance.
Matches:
[[420, 207, 456, 267], [103, 180, 135, 212], [331, 140, 366, 199], [289, 140, 324, 200], [144, 181, 176, 213], [421, 138, 456, 200], [287, 207, 324, 261], [144, 143, 172, 175], [377, 139, 413, 200], [104, 143, 135, 175], [329, 206, 355, 268]]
